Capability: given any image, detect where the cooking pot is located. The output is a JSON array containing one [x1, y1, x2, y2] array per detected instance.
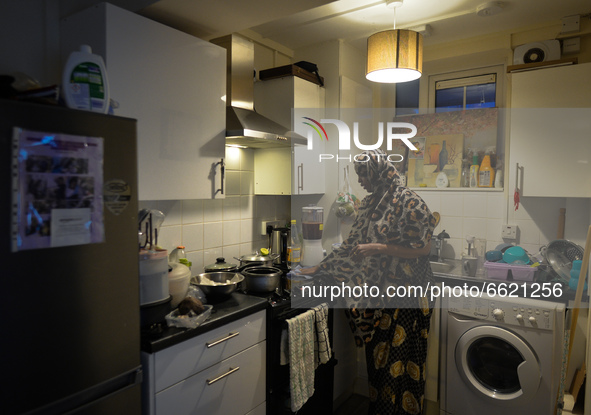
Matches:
[[241, 266, 282, 293], [234, 252, 278, 268], [204, 257, 238, 273]]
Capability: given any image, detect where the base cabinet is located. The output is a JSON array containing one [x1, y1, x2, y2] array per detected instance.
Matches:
[[142, 310, 266, 415]]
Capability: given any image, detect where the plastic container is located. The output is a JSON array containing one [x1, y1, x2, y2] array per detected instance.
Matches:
[[484, 261, 537, 281], [62, 45, 110, 113], [169, 246, 186, 263], [139, 249, 169, 305], [168, 262, 191, 308], [568, 260, 588, 291], [478, 154, 495, 188], [469, 155, 479, 188], [287, 219, 301, 268]]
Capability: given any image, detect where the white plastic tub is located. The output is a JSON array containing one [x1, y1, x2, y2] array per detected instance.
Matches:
[[168, 262, 191, 308]]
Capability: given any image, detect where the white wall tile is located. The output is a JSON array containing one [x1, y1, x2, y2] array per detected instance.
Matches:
[[438, 216, 462, 239], [223, 196, 241, 221], [486, 192, 506, 219], [256, 195, 275, 219], [417, 192, 441, 214], [222, 245, 242, 262], [203, 199, 223, 222], [156, 225, 181, 252], [225, 146, 241, 170], [203, 248, 224, 267], [240, 171, 254, 195], [186, 250, 204, 277], [241, 218, 255, 243], [440, 193, 463, 217], [225, 171, 241, 195], [515, 219, 540, 245], [156, 200, 182, 226], [241, 195, 255, 219], [486, 218, 503, 243], [203, 222, 223, 248], [222, 220, 241, 246], [462, 217, 488, 243], [240, 148, 255, 171], [463, 194, 488, 218], [182, 223, 204, 251], [182, 199, 203, 224]]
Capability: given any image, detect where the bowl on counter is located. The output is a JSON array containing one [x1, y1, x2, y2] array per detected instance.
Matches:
[[503, 246, 530, 265], [191, 272, 244, 299]]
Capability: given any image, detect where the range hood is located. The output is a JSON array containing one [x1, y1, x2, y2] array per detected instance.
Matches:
[[211, 34, 307, 148]]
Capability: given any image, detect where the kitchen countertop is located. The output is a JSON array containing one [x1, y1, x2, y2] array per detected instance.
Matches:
[[141, 292, 268, 353], [432, 258, 585, 304]]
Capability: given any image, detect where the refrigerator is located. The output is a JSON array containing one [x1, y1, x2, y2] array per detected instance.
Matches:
[[0, 99, 142, 414]]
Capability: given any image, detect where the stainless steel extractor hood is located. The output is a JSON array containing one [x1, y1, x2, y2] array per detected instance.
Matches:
[[211, 34, 307, 148]]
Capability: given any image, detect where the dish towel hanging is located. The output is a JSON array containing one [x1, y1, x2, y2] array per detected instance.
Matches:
[[287, 309, 316, 412], [313, 303, 331, 368]]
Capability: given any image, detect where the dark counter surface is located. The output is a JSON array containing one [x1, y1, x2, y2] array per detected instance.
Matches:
[[141, 292, 268, 353]]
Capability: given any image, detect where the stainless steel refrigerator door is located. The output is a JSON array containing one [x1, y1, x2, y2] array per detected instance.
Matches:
[[0, 100, 141, 414]]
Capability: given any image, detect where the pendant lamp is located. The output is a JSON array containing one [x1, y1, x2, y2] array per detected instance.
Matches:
[[366, 0, 423, 83]]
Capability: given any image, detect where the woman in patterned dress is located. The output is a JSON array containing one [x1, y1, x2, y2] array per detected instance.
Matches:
[[301, 149, 436, 414]]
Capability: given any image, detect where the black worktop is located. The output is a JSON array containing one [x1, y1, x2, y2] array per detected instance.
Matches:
[[141, 292, 268, 353]]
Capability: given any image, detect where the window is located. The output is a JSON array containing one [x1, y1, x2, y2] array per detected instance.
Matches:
[[395, 78, 420, 116], [435, 74, 496, 112]]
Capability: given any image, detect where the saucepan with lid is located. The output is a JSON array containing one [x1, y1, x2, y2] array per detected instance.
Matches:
[[234, 251, 279, 268]]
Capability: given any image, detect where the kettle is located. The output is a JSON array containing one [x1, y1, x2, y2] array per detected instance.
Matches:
[[270, 227, 289, 266]]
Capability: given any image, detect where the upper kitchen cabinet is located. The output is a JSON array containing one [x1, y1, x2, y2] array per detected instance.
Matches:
[[255, 75, 326, 195], [509, 62, 591, 198], [61, 3, 226, 201]]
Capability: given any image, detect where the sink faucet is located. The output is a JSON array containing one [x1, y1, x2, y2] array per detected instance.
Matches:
[[433, 230, 450, 262]]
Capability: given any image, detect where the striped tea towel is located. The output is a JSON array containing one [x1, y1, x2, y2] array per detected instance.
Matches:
[[287, 309, 316, 412], [313, 303, 331, 368]]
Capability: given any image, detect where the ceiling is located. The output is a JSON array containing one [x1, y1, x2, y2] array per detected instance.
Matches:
[[139, 0, 590, 52]]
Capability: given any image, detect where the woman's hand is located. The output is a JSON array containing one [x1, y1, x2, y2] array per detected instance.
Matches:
[[299, 265, 319, 275], [350, 243, 384, 262]]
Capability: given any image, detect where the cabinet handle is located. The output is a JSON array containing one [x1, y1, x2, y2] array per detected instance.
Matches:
[[206, 331, 239, 348], [215, 158, 225, 195], [298, 163, 304, 192], [206, 366, 240, 385]]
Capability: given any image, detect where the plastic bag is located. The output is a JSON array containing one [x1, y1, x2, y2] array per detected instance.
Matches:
[[335, 166, 360, 224], [165, 304, 213, 329]]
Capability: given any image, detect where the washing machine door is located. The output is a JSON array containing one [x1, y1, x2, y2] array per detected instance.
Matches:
[[455, 325, 541, 404]]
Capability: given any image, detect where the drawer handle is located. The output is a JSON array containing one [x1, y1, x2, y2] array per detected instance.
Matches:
[[206, 331, 239, 348], [206, 366, 240, 385]]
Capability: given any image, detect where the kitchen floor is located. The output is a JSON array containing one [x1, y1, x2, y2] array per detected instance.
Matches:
[[333, 394, 369, 415]]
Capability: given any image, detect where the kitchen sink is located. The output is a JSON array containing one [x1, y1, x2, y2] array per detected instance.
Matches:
[[430, 260, 455, 274]]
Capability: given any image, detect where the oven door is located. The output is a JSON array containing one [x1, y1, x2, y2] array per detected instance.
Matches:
[[455, 325, 541, 404]]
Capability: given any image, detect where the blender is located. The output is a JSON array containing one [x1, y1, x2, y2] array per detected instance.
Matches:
[[301, 205, 324, 267]]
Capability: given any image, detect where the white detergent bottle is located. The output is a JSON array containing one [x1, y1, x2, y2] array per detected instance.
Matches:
[[62, 45, 110, 113]]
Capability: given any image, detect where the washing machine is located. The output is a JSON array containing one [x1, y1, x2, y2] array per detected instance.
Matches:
[[439, 292, 566, 415]]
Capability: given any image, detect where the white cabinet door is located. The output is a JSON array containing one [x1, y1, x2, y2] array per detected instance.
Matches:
[[61, 3, 226, 201], [510, 63, 591, 197], [254, 76, 325, 195], [155, 342, 266, 415]]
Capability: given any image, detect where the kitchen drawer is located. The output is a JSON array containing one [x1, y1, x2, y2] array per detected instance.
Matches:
[[154, 310, 266, 392], [155, 341, 266, 415]]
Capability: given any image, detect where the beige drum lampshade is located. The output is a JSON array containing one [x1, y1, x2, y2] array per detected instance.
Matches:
[[366, 29, 423, 83]]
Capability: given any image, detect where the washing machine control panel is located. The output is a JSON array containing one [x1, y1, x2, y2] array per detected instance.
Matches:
[[447, 294, 557, 330]]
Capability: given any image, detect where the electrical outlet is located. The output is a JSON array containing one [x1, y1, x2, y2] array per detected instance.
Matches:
[[260, 220, 280, 235], [502, 224, 518, 240]]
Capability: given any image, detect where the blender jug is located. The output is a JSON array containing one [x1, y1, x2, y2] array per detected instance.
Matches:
[[301, 205, 324, 267]]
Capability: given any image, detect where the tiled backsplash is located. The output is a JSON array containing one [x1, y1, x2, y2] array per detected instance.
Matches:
[[139, 147, 290, 276], [415, 189, 581, 260]]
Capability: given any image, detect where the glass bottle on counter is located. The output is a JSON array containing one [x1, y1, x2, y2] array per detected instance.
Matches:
[[287, 220, 301, 269], [460, 159, 470, 187]]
